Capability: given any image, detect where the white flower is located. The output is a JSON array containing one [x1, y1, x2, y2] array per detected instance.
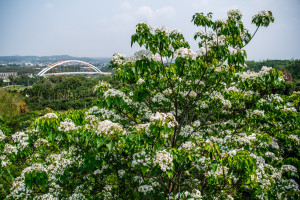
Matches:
[[150, 112, 178, 128], [133, 176, 144, 184], [34, 194, 58, 200], [170, 28, 182, 35], [41, 113, 58, 119], [93, 81, 111, 93], [4, 144, 18, 155], [180, 141, 195, 150], [196, 47, 208, 56], [227, 9, 242, 20], [154, 150, 173, 172], [0, 130, 6, 141], [132, 151, 151, 168], [58, 118, 78, 132], [112, 53, 126, 65], [118, 170, 125, 178], [11, 132, 29, 151], [34, 138, 49, 148], [288, 134, 299, 144], [151, 25, 170, 36], [174, 47, 197, 60], [137, 78, 145, 85], [95, 120, 123, 136], [138, 185, 154, 194], [191, 189, 202, 199]]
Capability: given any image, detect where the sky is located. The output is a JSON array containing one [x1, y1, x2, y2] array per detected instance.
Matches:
[[0, 0, 299, 60]]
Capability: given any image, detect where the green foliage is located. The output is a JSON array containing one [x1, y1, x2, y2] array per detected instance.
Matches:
[[22, 75, 118, 111], [1, 9, 299, 200]]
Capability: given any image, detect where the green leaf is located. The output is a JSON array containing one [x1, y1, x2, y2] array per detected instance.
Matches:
[[167, 171, 173, 178], [97, 138, 105, 148], [141, 166, 148, 175], [107, 141, 114, 152], [212, 162, 218, 172]]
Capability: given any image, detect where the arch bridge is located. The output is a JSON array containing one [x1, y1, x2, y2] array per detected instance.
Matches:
[[37, 60, 111, 76]]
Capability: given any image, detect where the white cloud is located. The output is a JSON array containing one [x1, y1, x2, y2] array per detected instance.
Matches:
[[46, 3, 54, 9], [135, 6, 176, 21], [156, 6, 176, 19], [121, 1, 132, 10], [135, 6, 155, 19], [113, 13, 135, 24]]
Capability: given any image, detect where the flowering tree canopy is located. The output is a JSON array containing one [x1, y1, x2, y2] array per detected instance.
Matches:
[[1, 10, 300, 199]]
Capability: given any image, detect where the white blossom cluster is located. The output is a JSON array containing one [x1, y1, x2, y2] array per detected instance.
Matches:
[[229, 47, 246, 56], [208, 35, 226, 47], [179, 141, 196, 150], [236, 66, 273, 81], [111, 53, 126, 65], [227, 9, 242, 20], [281, 165, 298, 175], [178, 90, 197, 98], [41, 113, 58, 119], [0, 130, 6, 141], [102, 185, 113, 200], [34, 138, 49, 148], [196, 47, 208, 56], [132, 150, 151, 168], [58, 118, 78, 132], [134, 123, 151, 136], [7, 163, 48, 199], [252, 10, 272, 22], [86, 106, 123, 121], [93, 81, 111, 93], [247, 109, 265, 118], [133, 176, 144, 184], [210, 91, 232, 108], [33, 194, 58, 200], [152, 92, 169, 103], [264, 151, 276, 159], [174, 47, 197, 60], [214, 63, 230, 73], [137, 78, 145, 85], [225, 86, 240, 93], [118, 170, 125, 178], [153, 150, 173, 172], [267, 94, 284, 103], [104, 88, 133, 104], [46, 146, 84, 176], [11, 132, 29, 151], [150, 112, 178, 128], [173, 189, 203, 199], [179, 125, 194, 138], [282, 105, 298, 113], [150, 25, 181, 36], [134, 50, 162, 62], [186, 79, 205, 87], [0, 154, 8, 167], [67, 193, 86, 200], [138, 185, 154, 194], [94, 120, 123, 136], [288, 134, 299, 144], [4, 143, 18, 155]]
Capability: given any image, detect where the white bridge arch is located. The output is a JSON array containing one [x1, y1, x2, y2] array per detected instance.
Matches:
[[37, 60, 110, 76]]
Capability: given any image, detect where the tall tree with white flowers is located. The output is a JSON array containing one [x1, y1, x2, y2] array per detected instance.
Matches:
[[1, 10, 299, 199]]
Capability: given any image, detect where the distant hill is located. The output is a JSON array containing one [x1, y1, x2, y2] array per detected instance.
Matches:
[[246, 59, 300, 91], [0, 55, 111, 64]]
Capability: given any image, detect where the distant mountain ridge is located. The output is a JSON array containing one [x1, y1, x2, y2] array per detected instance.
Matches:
[[0, 55, 112, 64]]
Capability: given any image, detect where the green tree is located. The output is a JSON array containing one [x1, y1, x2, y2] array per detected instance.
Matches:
[[1, 10, 299, 200]]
